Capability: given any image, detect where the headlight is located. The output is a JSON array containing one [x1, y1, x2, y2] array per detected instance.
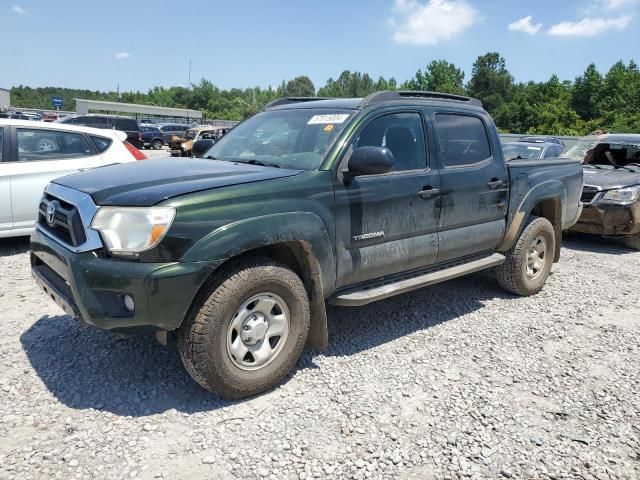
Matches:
[[91, 207, 176, 255], [601, 186, 640, 203]]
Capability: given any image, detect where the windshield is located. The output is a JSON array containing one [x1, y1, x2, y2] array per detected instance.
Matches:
[[564, 141, 599, 161], [503, 143, 543, 160], [565, 140, 640, 165], [205, 109, 354, 170]]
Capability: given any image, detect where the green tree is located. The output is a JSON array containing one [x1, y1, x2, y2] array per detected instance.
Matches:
[[403, 60, 465, 95], [571, 64, 603, 120], [285, 76, 315, 97], [466, 52, 514, 114]]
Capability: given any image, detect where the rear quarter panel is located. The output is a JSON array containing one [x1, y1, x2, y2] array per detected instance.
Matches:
[[499, 158, 583, 251]]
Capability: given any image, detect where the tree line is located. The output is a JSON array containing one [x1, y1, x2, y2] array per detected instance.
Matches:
[[10, 52, 640, 135]]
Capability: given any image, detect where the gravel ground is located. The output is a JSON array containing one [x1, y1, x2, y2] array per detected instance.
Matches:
[[0, 234, 639, 480]]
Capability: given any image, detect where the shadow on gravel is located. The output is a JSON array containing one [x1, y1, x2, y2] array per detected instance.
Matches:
[[563, 232, 635, 255], [22, 273, 508, 417], [0, 236, 30, 257], [325, 271, 510, 357], [21, 315, 235, 416]]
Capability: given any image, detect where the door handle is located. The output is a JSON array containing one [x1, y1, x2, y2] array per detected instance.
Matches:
[[418, 187, 440, 199], [488, 179, 505, 189]]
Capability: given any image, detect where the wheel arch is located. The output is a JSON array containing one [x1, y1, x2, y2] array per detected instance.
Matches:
[[499, 192, 564, 262], [180, 213, 336, 351]]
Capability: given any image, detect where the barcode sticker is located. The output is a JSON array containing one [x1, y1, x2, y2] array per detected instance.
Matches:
[[308, 114, 349, 125]]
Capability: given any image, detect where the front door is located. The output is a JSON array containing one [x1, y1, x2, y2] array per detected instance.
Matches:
[[430, 111, 508, 262], [333, 111, 442, 288]]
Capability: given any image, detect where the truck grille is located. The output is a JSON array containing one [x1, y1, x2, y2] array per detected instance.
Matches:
[[580, 186, 600, 204], [38, 193, 87, 247]]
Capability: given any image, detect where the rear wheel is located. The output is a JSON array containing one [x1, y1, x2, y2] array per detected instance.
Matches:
[[496, 216, 555, 296], [178, 257, 310, 399], [151, 139, 163, 150], [623, 233, 640, 250]]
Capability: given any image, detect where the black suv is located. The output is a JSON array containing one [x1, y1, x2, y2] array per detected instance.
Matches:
[[57, 114, 144, 149]]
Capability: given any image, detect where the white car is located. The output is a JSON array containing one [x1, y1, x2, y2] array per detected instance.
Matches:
[[0, 119, 147, 238]]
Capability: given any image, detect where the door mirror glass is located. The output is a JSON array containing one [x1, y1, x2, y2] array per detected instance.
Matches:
[[192, 139, 215, 158], [348, 146, 395, 176]]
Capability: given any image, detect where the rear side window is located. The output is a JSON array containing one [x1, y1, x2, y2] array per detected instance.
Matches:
[[17, 128, 93, 161], [90, 136, 112, 153], [113, 118, 139, 131], [435, 114, 492, 167]]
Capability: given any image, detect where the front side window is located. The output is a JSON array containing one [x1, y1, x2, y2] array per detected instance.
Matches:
[[354, 112, 427, 171], [208, 109, 355, 170], [435, 114, 492, 167], [17, 128, 93, 161]]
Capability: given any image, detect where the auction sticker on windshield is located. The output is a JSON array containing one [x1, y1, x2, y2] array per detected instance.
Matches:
[[308, 114, 350, 125]]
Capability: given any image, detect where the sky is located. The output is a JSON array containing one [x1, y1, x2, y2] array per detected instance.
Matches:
[[1, 0, 639, 93]]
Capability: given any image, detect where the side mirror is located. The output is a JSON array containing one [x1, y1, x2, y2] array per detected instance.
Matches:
[[192, 139, 215, 158], [348, 146, 395, 176]]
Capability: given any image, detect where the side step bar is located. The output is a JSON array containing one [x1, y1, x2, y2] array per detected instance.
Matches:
[[330, 253, 505, 307]]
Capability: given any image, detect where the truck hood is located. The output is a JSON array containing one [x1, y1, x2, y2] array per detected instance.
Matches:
[[53, 157, 302, 206], [583, 166, 640, 190]]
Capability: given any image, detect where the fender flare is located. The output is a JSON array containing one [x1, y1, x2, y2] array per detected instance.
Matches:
[[181, 212, 336, 351]]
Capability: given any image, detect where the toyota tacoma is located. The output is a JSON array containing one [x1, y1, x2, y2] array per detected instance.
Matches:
[[30, 91, 583, 399]]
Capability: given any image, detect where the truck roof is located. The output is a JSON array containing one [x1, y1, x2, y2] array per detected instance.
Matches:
[[264, 91, 484, 112]]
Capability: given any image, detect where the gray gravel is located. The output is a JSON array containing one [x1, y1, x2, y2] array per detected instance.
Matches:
[[1, 234, 639, 479]]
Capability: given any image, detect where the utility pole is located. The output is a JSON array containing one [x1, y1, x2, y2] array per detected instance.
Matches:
[[187, 59, 192, 123]]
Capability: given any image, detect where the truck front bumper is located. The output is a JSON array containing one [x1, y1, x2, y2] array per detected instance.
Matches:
[[30, 228, 218, 333], [571, 201, 640, 237]]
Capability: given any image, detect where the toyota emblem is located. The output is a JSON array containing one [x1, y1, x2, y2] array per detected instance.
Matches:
[[46, 202, 56, 226]]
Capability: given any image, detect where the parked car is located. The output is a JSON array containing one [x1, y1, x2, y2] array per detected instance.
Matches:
[[0, 119, 146, 238], [140, 125, 165, 150], [565, 133, 640, 249], [9, 112, 31, 120], [169, 126, 225, 156], [42, 112, 59, 122], [157, 124, 191, 143], [519, 136, 565, 146], [503, 141, 565, 161], [30, 91, 583, 399], [56, 114, 144, 149]]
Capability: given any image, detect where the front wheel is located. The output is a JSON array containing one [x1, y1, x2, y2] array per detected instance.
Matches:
[[496, 216, 555, 296], [151, 139, 163, 150], [178, 257, 310, 399], [623, 233, 640, 250]]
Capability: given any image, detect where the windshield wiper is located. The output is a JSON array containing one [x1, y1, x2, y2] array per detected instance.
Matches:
[[236, 159, 281, 168]]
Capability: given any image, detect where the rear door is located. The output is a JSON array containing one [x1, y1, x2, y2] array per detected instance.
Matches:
[[333, 110, 442, 288], [430, 110, 508, 262], [0, 126, 12, 232], [9, 127, 104, 230]]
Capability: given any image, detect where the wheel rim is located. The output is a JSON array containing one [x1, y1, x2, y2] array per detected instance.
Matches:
[[36, 138, 56, 152], [153, 141, 162, 150], [226, 292, 290, 371], [526, 235, 547, 279]]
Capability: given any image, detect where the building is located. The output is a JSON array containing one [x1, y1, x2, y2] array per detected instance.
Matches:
[[0, 88, 10, 111], [75, 99, 202, 122]]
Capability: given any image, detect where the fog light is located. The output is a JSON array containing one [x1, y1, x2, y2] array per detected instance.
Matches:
[[123, 295, 135, 312]]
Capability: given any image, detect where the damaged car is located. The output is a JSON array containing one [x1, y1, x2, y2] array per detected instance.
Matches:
[[565, 134, 640, 250]]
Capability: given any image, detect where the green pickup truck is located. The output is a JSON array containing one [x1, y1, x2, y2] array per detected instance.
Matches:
[[30, 91, 583, 398]]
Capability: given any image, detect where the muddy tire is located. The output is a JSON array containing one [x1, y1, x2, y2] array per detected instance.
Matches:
[[178, 257, 310, 399], [496, 216, 555, 296], [623, 233, 640, 250]]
